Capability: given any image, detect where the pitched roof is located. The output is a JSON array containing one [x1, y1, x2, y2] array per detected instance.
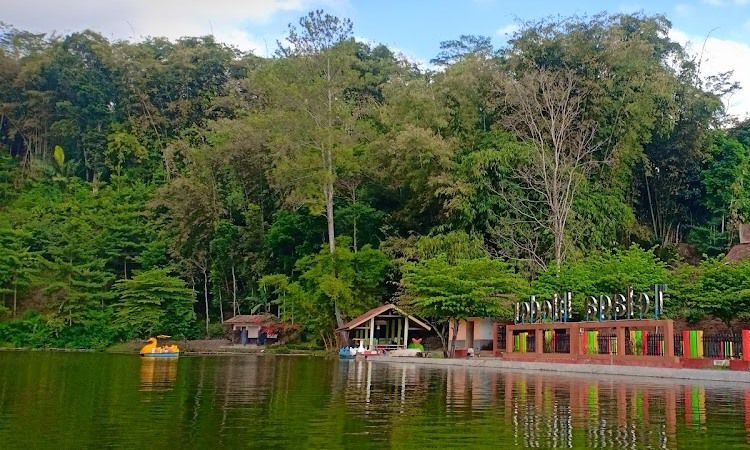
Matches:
[[336, 304, 431, 331], [224, 314, 272, 325], [727, 243, 750, 262]]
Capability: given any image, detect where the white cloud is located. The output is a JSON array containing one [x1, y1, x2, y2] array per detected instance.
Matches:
[[670, 28, 750, 119], [0, 0, 317, 54], [701, 0, 750, 5], [496, 23, 519, 36]]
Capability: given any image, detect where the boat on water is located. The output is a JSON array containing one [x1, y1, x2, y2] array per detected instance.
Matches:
[[140, 335, 180, 358], [338, 347, 357, 359]]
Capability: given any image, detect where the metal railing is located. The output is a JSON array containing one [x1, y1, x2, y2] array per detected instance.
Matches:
[[526, 334, 536, 353], [496, 327, 506, 352], [597, 333, 618, 355], [674, 335, 683, 357], [624, 332, 664, 356], [702, 334, 742, 359], [675, 333, 742, 359], [554, 334, 570, 353]]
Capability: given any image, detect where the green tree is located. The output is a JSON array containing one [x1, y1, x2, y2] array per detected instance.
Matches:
[[689, 259, 750, 331], [533, 245, 670, 317], [431, 34, 494, 66], [113, 268, 195, 339], [0, 228, 36, 317], [290, 239, 390, 348], [400, 255, 525, 355]]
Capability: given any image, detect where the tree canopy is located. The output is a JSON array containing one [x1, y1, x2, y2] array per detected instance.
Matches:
[[1, 10, 749, 348]]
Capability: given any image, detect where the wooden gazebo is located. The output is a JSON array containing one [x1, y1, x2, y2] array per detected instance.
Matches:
[[337, 304, 431, 350]]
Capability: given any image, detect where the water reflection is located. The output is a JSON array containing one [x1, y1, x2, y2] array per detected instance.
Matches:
[[139, 357, 177, 391], [1, 353, 750, 449], [332, 360, 746, 449]]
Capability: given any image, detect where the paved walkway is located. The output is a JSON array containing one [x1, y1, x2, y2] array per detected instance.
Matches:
[[370, 356, 750, 384]]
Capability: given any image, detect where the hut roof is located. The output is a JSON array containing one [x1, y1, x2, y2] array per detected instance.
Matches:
[[726, 243, 750, 262], [224, 314, 272, 325], [336, 304, 431, 332]]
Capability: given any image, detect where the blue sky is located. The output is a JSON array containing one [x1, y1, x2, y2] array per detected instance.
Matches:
[[3, 0, 750, 116], [301, 0, 750, 65]]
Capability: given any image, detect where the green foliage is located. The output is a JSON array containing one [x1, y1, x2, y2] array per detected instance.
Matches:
[[113, 268, 195, 339], [0, 10, 748, 348], [401, 256, 526, 320], [265, 209, 326, 274], [286, 239, 390, 342], [533, 246, 670, 318], [687, 259, 750, 328], [0, 227, 36, 316]]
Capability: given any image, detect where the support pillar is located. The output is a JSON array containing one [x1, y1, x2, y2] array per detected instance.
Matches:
[[369, 316, 375, 350], [403, 316, 409, 349], [493, 322, 498, 355], [616, 326, 626, 356], [506, 327, 514, 353], [535, 330, 543, 354]]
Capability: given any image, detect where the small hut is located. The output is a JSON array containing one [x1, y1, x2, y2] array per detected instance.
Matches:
[[224, 314, 278, 345], [726, 223, 750, 261], [337, 304, 431, 350]]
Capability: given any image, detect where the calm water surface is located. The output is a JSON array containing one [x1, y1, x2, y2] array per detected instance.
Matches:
[[0, 352, 749, 449]]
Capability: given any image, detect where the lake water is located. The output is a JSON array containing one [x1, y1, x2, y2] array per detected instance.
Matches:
[[0, 352, 749, 449]]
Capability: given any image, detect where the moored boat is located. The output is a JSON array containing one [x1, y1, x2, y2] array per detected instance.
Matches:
[[338, 346, 356, 359], [140, 335, 180, 358]]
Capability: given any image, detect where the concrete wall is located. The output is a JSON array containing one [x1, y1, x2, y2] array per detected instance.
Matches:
[[450, 318, 495, 350], [370, 356, 750, 384]]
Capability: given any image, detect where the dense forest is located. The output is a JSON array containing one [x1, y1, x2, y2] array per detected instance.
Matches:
[[2, 10, 750, 349]]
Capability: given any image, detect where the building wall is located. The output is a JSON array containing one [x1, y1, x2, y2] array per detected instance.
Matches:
[[233, 324, 261, 338], [450, 318, 494, 350]]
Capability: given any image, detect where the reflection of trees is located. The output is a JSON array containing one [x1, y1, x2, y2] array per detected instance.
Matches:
[[3, 355, 750, 448]]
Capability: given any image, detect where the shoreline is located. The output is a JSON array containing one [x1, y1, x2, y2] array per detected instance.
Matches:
[[4, 347, 750, 383], [369, 355, 750, 384], [0, 344, 326, 357]]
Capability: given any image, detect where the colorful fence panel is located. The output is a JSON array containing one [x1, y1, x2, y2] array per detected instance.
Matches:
[[514, 332, 528, 353], [682, 330, 704, 359], [582, 330, 599, 355]]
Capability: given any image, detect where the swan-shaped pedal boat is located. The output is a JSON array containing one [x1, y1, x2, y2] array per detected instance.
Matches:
[[140, 336, 180, 358]]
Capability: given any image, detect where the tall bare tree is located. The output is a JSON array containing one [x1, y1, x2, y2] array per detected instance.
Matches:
[[499, 69, 601, 271]]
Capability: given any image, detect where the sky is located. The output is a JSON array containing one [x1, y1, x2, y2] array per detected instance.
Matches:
[[2, 0, 750, 117]]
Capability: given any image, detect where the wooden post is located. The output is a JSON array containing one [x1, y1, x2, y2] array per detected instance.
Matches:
[[369, 316, 375, 350], [506, 327, 514, 353], [396, 317, 402, 347], [403, 316, 409, 349]]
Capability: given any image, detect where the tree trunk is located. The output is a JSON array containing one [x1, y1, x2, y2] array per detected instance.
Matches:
[[203, 268, 210, 337], [12, 274, 17, 319], [554, 228, 563, 274], [218, 288, 224, 323], [231, 264, 238, 317], [450, 318, 459, 358], [351, 186, 358, 252]]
